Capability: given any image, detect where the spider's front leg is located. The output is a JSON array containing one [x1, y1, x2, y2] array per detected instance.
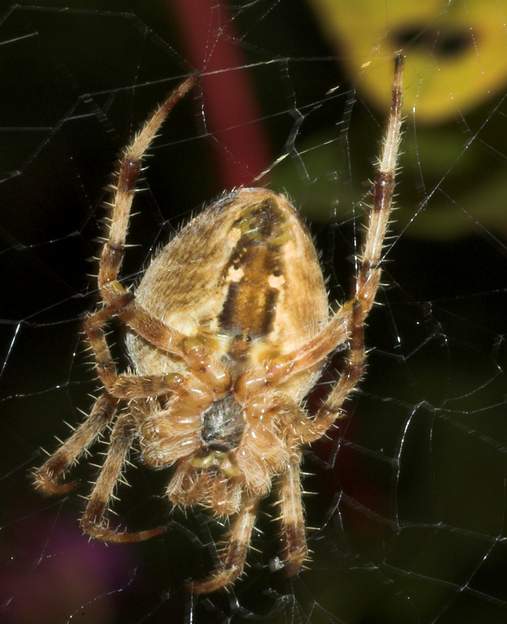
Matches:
[[189, 496, 260, 594], [241, 54, 405, 440], [305, 55, 404, 440], [98, 75, 196, 299], [94, 72, 229, 389], [353, 52, 404, 317]]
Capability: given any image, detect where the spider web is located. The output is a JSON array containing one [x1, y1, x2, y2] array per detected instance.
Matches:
[[1, 2, 507, 623]]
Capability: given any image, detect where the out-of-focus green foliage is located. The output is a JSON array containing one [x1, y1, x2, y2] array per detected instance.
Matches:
[[271, 126, 507, 239]]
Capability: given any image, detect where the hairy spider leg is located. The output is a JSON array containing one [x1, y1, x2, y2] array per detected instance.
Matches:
[[99, 75, 197, 297], [97, 73, 229, 389], [84, 299, 208, 401], [242, 54, 405, 442], [277, 453, 308, 575], [34, 76, 212, 542], [190, 496, 260, 593], [80, 413, 166, 542], [307, 53, 404, 441], [34, 393, 118, 495]]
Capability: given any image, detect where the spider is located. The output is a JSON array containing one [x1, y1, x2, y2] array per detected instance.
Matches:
[[33, 55, 404, 594]]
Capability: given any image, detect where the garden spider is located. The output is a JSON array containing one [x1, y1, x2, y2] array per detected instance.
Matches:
[[33, 55, 404, 593]]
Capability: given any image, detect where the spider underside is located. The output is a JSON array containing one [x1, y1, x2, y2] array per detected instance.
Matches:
[[34, 57, 404, 593]]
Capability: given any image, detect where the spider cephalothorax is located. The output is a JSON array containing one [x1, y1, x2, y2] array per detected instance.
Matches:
[[33, 56, 404, 593]]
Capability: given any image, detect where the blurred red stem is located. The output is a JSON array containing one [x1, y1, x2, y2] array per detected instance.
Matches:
[[170, 0, 271, 187]]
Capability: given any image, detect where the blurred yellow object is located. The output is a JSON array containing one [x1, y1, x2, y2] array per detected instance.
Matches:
[[311, 0, 507, 122]]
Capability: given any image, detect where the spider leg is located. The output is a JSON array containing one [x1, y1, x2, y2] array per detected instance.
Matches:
[[119, 302, 230, 391], [303, 54, 403, 443], [260, 308, 350, 388], [189, 496, 260, 594], [83, 294, 131, 389], [240, 55, 404, 400], [301, 56, 404, 442], [80, 412, 166, 543], [302, 301, 364, 443], [276, 453, 308, 576], [99, 75, 197, 299], [91, 73, 229, 388], [33, 393, 118, 495], [84, 299, 212, 401], [353, 52, 404, 316], [290, 59, 404, 442]]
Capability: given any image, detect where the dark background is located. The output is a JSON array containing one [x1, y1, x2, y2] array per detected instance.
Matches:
[[1, 2, 507, 623]]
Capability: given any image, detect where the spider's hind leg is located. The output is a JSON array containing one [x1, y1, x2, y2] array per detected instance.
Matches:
[[276, 453, 309, 577], [189, 496, 260, 594]]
